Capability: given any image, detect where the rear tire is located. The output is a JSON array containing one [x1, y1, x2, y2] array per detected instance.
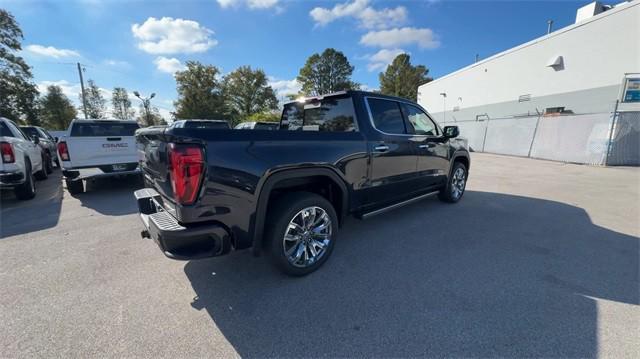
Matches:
[[66, 179, 84, 195], [438, 162, 467, 203], [34, 155, 48, 180], [14, 161, 36, 200], [266, 192, 338, 276]]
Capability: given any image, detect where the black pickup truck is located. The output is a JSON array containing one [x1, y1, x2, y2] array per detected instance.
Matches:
[[135, 91, 470, 275]]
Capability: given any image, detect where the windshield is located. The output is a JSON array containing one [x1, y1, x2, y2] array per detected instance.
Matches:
[[70, 122, 140, 137], [183, 121, 230, 129]]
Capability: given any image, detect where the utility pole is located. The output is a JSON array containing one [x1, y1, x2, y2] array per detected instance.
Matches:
[[77, 62, 88, 119]]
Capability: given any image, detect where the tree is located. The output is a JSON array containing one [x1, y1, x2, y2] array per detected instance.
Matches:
[[111, 87, 135, 120], [297, 48, 359, 96], [246, 111, 280, 123], [173, 61, 226, 120], [223, 66, 278, 126], [0, 9, 39, 124], [378, 53, 433, 101], [81, 80, 106, 118], [37, 85, 77, 130], [136, 105, 166, 127]]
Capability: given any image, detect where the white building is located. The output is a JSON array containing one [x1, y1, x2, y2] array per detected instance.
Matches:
[[418, 1, 640, 124]]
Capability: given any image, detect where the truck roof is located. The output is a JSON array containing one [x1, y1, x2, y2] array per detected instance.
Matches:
[[284, 90, 414, 106]]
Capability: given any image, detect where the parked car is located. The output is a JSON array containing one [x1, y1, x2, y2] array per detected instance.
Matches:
[[234, 121, 279, 130], [0, 117, 48, 200], [20, 125, 59, 171], [135, 91, 469, 275], [171, 119, 230, 129], [47, 130, 67, 141], [58, 119, 140, 194]]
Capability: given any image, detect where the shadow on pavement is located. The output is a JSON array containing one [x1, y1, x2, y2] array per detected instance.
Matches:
[[1, 171, 63, 238], [184, 190, 639, 357], [73, 176, 143, 216]]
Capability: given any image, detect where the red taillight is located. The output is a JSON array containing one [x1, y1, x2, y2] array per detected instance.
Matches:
[[57, 141, 70, 161], [1, 142, 15, 163], [168, 143, 204, 205]]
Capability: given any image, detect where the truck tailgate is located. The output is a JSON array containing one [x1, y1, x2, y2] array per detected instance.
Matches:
[[67, 136, 137, 167]]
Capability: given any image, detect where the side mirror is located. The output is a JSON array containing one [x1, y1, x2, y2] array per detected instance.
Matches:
[[31, 135, 40, 144], [443, 126, 459, 139]]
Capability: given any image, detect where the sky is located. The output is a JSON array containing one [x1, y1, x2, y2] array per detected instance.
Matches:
[[1, 0, 587, 119]]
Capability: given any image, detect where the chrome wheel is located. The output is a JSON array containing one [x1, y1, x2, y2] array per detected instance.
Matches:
[[451, 167, 466, 199], [283, 206, 332, 268]]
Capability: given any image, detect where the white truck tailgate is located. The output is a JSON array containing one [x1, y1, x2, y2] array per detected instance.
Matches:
[[66, 121, 139, 168], [67, 136, 137, 167]]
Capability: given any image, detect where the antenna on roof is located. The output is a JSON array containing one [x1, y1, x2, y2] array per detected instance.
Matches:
[[547, 20, 554, 34]]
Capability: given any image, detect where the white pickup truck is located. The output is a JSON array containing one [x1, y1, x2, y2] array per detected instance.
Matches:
[[0, 117, 47, 200], [57, 119, 141, 194]]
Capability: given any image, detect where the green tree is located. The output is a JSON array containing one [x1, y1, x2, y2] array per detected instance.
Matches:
[[81, 79, 106, 118], [223, 66, 278, 126], [0, 9, 39, 124], [378, 53, 432, 101], [111, 87, 135, 120], [297, 48, 359, 96], [173, 61, 225, 120], [136, 105, 166, 127], [246, 111, 280, 123], [37, 85, 77, 130]]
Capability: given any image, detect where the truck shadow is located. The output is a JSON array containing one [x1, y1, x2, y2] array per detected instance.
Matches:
[[183, 191, 639, 357], [73, 176, 142, 216], [0, 171, 63, 238]]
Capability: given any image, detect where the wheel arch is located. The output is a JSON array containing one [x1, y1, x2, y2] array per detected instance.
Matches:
[[251, 167, 349, 255]]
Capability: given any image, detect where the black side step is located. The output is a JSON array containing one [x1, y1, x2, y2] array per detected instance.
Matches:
[[356, 190, 439, 220]]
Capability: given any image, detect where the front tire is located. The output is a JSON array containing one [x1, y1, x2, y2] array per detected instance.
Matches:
[[34, 155, 48, 180], [66, 179, 84, 195], [14, 161, 36, 200], [439, 162, 467, 203], [44, 153, 53, 174], [267, 192, 338, 276]]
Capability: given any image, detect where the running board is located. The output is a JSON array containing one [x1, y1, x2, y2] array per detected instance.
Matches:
[[358, 190, 439, 220]]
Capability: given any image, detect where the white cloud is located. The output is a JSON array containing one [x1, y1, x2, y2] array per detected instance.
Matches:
[[360, 27, 439, 49], [131, 17, 217, 54], [310, 0, 407, 29], [153, 56, 186, 74], [25, 45, 80, 58], [103, 59, 130, 68], [268, 77, 302, 98], [217, 0, 280, 9], [366, 48, 407, 72]]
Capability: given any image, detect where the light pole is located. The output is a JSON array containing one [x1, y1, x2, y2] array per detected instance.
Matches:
[[134, 91, 155, 126], [440, 92, 447, 125]]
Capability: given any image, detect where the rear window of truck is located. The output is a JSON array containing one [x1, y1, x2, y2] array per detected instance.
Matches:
[[281, 96, 357, 132], [0, 122, 13, 137], [70, 122, 140, 137]]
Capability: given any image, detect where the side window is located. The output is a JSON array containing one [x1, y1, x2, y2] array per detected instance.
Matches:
[[367, 98, 406, 134], [401, 103, 439, 136]]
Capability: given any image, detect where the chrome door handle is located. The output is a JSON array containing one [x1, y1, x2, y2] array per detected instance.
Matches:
[[373, 145, 389, 152], [419, 143, 436, 149]]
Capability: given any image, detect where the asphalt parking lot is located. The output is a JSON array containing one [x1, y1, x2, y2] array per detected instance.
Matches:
[[1, 153, 638, 358]]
